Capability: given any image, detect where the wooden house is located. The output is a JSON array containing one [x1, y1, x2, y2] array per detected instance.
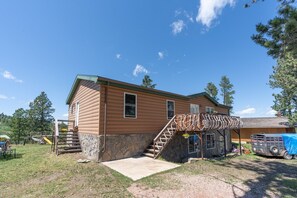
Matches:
[[66, 75, 241, 162], [231, 117, 296, 142]]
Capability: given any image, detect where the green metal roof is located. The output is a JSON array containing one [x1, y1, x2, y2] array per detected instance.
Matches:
[[66, 74, 232, 109]]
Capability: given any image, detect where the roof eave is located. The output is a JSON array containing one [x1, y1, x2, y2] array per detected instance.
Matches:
[[66, 75, 99, 105]]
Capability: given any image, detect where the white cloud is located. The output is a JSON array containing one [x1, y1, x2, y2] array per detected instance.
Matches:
[[133, 64, 148, 77], [116, 53, 121, 59], [196, 0, 235, 28], [236, 107, 256, 115], [171, 20, 185, 35], [184, 11, 194, 23], [0, 94, 8, 99], [266, 109, 277, 116], [158, 51, 164, 59], [2, 70, 23, 83], [63, 113, 68, 117]]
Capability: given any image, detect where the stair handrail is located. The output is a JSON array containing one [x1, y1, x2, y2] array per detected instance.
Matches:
[[153, 115, 176, 142]]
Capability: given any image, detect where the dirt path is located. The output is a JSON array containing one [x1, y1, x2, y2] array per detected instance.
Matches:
[[128, 157, 297, 198]]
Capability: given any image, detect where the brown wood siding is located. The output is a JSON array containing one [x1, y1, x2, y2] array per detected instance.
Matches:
[[68, 80, 100, 134], [189, 96, 229, 115], [231, 127, 296, 142], [99, 85, 230, 134]]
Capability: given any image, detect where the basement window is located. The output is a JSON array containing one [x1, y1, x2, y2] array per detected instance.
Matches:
[[206, 134, 215, 149], [124, 93, 137, 118]]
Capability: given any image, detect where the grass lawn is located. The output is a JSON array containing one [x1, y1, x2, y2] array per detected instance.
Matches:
[[0, 145, 132, 198], [1, 145, 297, 198]]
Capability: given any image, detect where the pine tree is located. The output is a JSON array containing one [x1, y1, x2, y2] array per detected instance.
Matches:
[[141, 75, 156, 89], [251, 5, 297, 59], [252, 4, 297, 124], [205, 82, 219, 101], [219, 76, 235, 107], [270, 53, 297, 123], [29, 92, 55, 135], [10, 108, 28, 144]]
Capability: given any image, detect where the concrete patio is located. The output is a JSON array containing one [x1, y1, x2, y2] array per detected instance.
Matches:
[[102, 156, 180, 181]]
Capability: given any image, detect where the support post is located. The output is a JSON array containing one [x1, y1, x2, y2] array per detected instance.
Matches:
[[238, 129, 242, 155], [200, 132, 203, 159], [223, 130, 226, 157]]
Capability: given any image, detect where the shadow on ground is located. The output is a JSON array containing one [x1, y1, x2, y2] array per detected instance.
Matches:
[[211, 156, 297, 198]]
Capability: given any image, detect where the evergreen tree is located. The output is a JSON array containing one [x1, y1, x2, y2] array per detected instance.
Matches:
[[10, 108, 28, 144], [141, 75, 156, 88], [29, 92, 55, 135], [205, 82, 219, 101], [219, 76, 235, 107], [252, 5, 297, 124], [270, 53, 297, 123], [251, 5, 297, 59]]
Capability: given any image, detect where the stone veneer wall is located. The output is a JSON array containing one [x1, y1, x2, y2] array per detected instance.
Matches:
[[78, 133, 99, 160], [79, 130, 232, 162], [78, 132, 156, 161], [99, 133, 156, 162]]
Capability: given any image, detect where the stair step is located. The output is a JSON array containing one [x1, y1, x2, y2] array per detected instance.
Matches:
[[58, 149, 82, 154], [143, 152, 154, 158], [146, 148, 160, 153], [58, 145, 81, 150]]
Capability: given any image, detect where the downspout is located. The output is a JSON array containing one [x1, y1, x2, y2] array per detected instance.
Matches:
[[97, 83, 108, 162]]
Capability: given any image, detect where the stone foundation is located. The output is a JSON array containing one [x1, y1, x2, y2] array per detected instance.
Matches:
[[78, 133, 99, 160], [99, 133, 156, 162], [78, 130, 232, 162], [78, 132, 156, 162]]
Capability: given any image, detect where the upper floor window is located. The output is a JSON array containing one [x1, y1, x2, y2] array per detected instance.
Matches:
[[124, 93, 137, 118], [167, 100, 175, 119], [206, 106, 214, 114], [70, 103, 75, 115], [190, 104, 199, 114]]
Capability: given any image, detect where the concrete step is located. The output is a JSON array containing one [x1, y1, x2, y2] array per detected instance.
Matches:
[[143, 152, 154, 158]]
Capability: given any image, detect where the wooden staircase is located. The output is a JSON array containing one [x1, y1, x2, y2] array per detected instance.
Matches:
[[55, 131, 82, 155], [143, 115, 177, 159]]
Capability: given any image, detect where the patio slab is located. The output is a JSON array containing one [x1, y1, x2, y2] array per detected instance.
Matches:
[[102, 156, 180, 181]]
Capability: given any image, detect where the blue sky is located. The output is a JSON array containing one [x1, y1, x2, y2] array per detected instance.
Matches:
[[0, 0, 281, 118]]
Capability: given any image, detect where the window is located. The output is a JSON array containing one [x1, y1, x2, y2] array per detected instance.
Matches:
[[124, 93, 137, 118], [167, 100, 175, 119], [206, 134, 215, 149], [206, 106, 214, 114], [70, 104, 75, 115], [75, 102, 79, 127], [188, 135, 199, 154], [190, 104, 199, 114]]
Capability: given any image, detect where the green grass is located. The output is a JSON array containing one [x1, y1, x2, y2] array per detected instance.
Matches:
[[0, 145, 132, 197]]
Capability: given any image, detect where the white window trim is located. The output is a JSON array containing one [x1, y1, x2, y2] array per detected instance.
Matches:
[[124, 92, 137, 119], [206, 106, 214, 114], [188, 135, 199, 154], [206, 133, 215, 150], [166, 100, 175, 120], [75, 101, 79, 127], [190, 104, 200, 114]]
